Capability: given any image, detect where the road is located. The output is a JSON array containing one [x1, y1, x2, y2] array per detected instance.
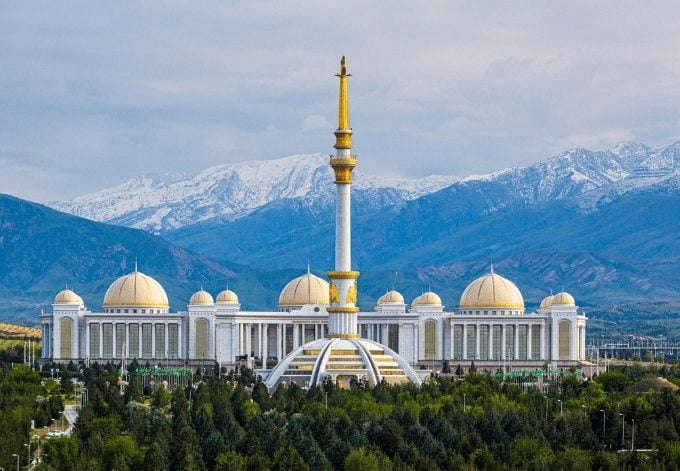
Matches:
[[63, 405, 79, 435]]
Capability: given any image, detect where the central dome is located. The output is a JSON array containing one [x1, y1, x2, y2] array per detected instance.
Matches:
[[278, 273, 330, 308], [460, 272, 524, 310], [103, 271, 169, 311], [54, 289, 84, 306]]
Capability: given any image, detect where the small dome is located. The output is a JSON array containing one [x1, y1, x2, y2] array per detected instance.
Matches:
[[54, 289, 83, 306], [539, 295, 554, 309], [278, 273, 330, 308], [189, 290, 214, 305], [103, 271, 169, 309], [216, 289, 239, 304], [460, 273, 524, 309], [377, 290, 405, 304], [412, 291, 442, 307], [551, 291, 575, 306]]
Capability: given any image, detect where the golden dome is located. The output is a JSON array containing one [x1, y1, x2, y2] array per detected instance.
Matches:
[[54, 289, 83, 305], [189, 290, 214, 305], [278, 273, 330, 307], [551, 291, 575, 306], [378, 290, 405, 304], [459, 273, 524, 309], [539, 295, 554, 309], [216, 289, 239, 304], [103, 271, 169, 308], [412, 291, 442, 307]]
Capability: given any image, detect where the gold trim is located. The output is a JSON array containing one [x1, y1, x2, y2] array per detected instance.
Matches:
[[327, 271, 360, 280], [326, 333, 360, 339], [332, 166, 353, 183], [327, 307, 360, 313], [346, 283, 357, 304], [329, 283, 339, 304]]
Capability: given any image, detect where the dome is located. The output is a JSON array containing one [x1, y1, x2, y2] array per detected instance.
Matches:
[[377, 290, 404, 304], [412, 291, 442, 307], [216, 289, 239, 304], [278, 273, 330, 308], [189, 290, 214, 305], [54, 289, 84, 306], [459, 273, 524, 309], [551, 291, 575, 306], [539, 295, 554, 309], [103, 271, 169, 309]]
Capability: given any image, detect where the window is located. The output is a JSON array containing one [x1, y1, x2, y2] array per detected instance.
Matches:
[[479, 325, 489, 360], [102, 323, 113, 359], [492, 325, 502, 359], [89, 323, 100, 358], [60, 318, 72, 358], [453, 325, 464, 360], [142, 324, 152, 358], [128, 324, 139, 359], [116, 323, 126, 358], [559, 321, 570, 360], [195, 319, 208, 359], [155, 324, 165, 358], [466, 325, 476, 359], [505, 325, 515, 359], [424, 320, 436, 359], [518, 325, 527, 360], [531, 325, 541, 360], [168, 324, 179, 359], [388, 324, 399, 352]]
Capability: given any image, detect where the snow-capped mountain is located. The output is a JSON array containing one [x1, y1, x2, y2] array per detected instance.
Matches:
[[50, 142, 678, 234], [49, 154, 459, 233]]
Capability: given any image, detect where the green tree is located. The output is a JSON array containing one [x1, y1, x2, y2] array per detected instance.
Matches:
[[102, 435, 143, 470], [215, 450, 247, 471], [271, 446, 309, 471], [344, 447, 392, 471]]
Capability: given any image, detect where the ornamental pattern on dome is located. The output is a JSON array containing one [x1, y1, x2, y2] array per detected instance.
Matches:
[[377, 290, 405, 304], [189, 290, 214, 305], [459, 273, 524, 309], [103, 271, 169, 309], [551, 291, 575, 306], [216, 289, 239, 304], [278, 273, 330, 307], [412, 291, 442, 307], [54, 289, 84, 306]]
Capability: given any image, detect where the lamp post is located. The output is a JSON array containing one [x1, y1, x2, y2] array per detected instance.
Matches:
[[463, 393, 466, 412], [582, 404, 587, 417], [558, 399, 563, 417], [545, 396, 549, 420], [12, 454, 19, 471], [24, 442, 30, 467], [631, 418, 635, 451], [619, 413, 625, 450], [600, 409, 606, 445]]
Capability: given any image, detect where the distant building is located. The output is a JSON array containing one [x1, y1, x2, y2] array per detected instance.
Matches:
[[41, 57, 586, 385]]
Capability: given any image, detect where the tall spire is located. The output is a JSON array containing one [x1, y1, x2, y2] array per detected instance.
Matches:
[[327, 56, 360, 339], [334, 56, 353, 150]]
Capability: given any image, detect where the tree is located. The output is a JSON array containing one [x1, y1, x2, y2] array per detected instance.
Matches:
[[42, 436, 79, 470], [271, 446, 309, 471], [102, 435, 143, 470], [215, 450, 247, 471], [343, 448, 392, 471]]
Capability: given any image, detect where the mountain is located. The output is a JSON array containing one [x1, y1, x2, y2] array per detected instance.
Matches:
[[49, 154, 458, 233], [0, 194, 306, 323]]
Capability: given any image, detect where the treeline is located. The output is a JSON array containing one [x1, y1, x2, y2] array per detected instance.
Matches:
[[0, 366, 64, 470], [35, 362, 680, 470]]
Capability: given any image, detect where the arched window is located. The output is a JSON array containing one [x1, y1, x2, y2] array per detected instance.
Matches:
[[559, 320, 570, 360], [424, 320, 436, 359], [60, 318, 72, 358], [195, 319, 209, 359]]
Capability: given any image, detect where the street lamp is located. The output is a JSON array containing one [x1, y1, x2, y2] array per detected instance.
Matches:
[[463, 393, 466, 412], [619, 413, 625, 450], [12, 454, 19, 471], [600, 409, 606, 445], [582, 404, 587, 417], [545, 396, 549, 420], [558, 399, 563, 417], [24, 442, 30, 467], [631, 418, 635, 451]]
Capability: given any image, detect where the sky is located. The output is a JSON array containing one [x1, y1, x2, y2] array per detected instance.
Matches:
[[2, 1, 680, 202]]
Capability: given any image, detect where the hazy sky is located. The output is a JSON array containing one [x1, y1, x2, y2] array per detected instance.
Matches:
[[2, 1, 680, 201]]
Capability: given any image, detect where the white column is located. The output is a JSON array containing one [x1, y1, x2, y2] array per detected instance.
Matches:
[[462, 324, 468, 360], [293, 324, 299, 348], [112, 324, 117, 359], [262, 325, 268, 368], [164, 323, 169, 359], [514, 325, 519, 360], [501, 324, 506, 360], [488, 324, 493, 360], [540, 324, 546, 360], [100, 323, 104, 358], [85, 323, 90, 360], [246, 324, 252, 358], [475, 323, 480, 360], [450, 321, 455, 360], [527, 325, 532, 360]]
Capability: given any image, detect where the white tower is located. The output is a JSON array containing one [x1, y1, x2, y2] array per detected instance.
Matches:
[[327, 56, 360, 339]]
